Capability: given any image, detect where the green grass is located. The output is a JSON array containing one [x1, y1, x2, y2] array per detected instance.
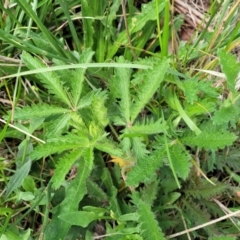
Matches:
[[1, 0, 240, 239]]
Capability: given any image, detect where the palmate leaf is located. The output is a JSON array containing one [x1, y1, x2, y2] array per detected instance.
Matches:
[[169, 143, 191, 180], [7, 103, 71, 121], [30, 134, 89, 160], [51, 149, 83, 189], [130, 58, 169, 122], [44, 147, 94, 240], [218, 48, 240, 93], [22, 52, 71, 106], [181, 125, 237, 150]]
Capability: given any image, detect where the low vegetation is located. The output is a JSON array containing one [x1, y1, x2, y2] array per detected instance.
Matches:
[[0, 0, 240, 239]]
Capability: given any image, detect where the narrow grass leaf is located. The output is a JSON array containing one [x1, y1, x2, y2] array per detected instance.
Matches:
[[107, 1, 165, 58], [82, 0, 94, 48], [58, 0, 81, 53], [172, 92, 202, 135], [15, 0, 70, 59], [0, 63, 150, 81], [5, 160, 31, 199]]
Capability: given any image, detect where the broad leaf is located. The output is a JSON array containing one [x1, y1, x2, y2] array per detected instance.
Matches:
[[5, 160, 31, 198], [59, 211, 103, 227]]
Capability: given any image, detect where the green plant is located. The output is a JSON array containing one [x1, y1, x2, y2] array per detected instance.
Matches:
[[1, 0, 240, 239]]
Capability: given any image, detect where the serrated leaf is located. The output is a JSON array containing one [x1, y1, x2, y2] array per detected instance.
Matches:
[[140, 181, 159, 206], [76, 90, 95, 109], [126, 148, 165, 186], [44, 148, 94, 239], [22, 52, 71, 106], [71, 49, 94, 107], [51, 150, 83, 189], [112, 57, 132, 123], [8, 104, 71, 121], [30, 134, 89, 160], [130, 58, 169, 122], [183, 79, 199, 104], [86, 180, 108, 202], [181, 127, 237, 150], [212, 105, 239, 126], [46, 114, 71, 137], [122, 118, 166, 137], [131, 137, 149, 159], [91, 90, 109, 127], [134, 199, 166, 240], [183, 78, 218, 104], [185, 98, 216, 117], [169, 144, 191, 180], [95, 138, 123, 156], [184, 180, 228, 200], [218, 48, 240, 93]]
